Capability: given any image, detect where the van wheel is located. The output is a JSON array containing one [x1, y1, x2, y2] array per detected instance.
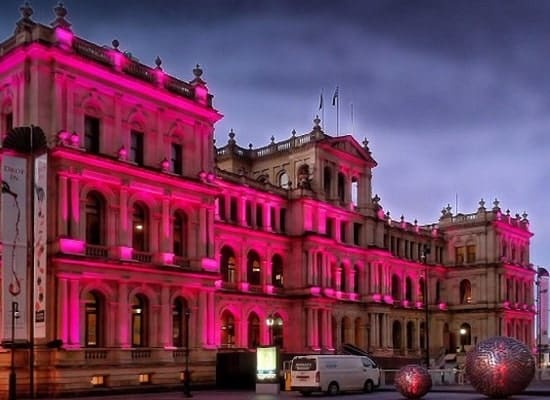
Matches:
[[327, 382, 339, 396], [363, 379, 374, 393]]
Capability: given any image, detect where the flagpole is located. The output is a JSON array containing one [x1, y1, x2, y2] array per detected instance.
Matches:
[[332, 86, 339, 136], [351, 102, 354, 136], [320, 89, 324, 129]]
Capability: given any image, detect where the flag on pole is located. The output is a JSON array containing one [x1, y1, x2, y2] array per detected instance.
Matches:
[[332, 86, 339, 106], [319, 91, 323, 110]]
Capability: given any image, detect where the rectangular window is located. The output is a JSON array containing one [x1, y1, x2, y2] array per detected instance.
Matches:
[[340, 221, 346, 242], [84, 116, 100, 153], [171, 143, 182, 174], [353, 223, 362, 245], [256, 204, 263, 228], [230, 197, 238, 223], [218, 196, 226, 220], [245, 200, 252, 227], [326, 218, 334, 238], [5, 112, 13, 132], [270, 207, 276, 230], [130, 130, 144, 165], [456, 246, 465, 265], [280, 208, 286, 233], [467, 245, 476, 263]]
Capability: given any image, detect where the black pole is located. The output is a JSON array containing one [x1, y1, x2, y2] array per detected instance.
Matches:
[[423, 246, 431, 369], [9, 301, 19, 400], [183, 308, 192, 398]]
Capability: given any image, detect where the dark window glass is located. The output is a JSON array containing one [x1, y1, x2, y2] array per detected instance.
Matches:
[[85, 192, 104, 245], [130, 130, 144, 165], [171, 143, 182, 174], [84, 116, 100, 153]]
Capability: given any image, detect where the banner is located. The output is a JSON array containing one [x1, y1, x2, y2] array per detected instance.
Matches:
[[1, 154, 28, 341], [33, 153, 47, 338]]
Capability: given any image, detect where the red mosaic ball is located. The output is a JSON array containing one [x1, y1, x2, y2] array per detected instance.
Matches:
[[394, 364, 432, 399], [465, 336, 535, 398]]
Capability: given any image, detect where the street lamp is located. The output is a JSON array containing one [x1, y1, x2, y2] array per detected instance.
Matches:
[[460, 328, 467, 352], [266, 314, 275, 346], [183, 307, 192, 398], [9, 301, 20, 400], [422, 245, 431, 368]]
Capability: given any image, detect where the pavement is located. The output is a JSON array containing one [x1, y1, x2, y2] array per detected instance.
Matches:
[[22, 381, 550, 400]]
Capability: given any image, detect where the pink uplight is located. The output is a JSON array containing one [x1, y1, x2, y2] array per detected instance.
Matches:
[[55, 27, 73, 49], [119, 246, 132, 260], [416, 301, 423, 309], [118, 146, 128, 160], [309, 286, 321, 295], [59, 238, 85, 254], [70, 132, 80, 146], [265, 284, 274, 294], [383, 295, 393, 304], [438, 302, 447, 310], [207, 172, 215, 182], [240, 282, 249, 292], [503, 301, 510, 309], [161, 252, 174, 265], [214, 280, 222, 289], [372, 293, 382, 302]]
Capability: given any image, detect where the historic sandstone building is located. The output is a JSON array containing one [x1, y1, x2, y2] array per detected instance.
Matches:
[[0, 4, 536, 396]]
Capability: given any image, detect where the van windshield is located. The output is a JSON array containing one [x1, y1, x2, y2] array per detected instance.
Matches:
[[292, 358, 316, 371]]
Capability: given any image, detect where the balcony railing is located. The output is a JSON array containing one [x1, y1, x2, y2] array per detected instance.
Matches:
[[85, 244, 109, 258], [132, 251, 153, 263]]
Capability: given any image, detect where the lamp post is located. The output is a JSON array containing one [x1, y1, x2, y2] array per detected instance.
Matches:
[[183, 307, 192, 398], [459, 328, 467, 353], [9, 301, 20, 400], [422, 245, 431, 368], [266, 314, 274, 346]]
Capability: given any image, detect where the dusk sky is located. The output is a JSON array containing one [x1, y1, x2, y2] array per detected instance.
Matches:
[[1, 1, 549, 266]]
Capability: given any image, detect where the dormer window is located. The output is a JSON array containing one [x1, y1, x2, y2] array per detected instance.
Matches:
[[279, 171, 290, 189]]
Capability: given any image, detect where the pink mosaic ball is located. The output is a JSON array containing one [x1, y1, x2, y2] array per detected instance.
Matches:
[[465, 336, 535, 398], [394, 364, 432, 399]]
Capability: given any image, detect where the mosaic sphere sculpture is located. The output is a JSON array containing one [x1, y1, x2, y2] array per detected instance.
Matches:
[[394, 364, 432, 399], [465, 336, 535, 398]]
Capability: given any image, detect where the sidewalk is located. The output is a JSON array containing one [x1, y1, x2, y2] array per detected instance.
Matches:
[[379, 380, 550, 396]]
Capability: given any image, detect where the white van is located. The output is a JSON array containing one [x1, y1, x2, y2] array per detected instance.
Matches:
[[290, 354, 380, 396]]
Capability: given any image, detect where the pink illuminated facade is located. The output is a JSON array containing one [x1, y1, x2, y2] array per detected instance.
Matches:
[[0, 4, 537, 396]]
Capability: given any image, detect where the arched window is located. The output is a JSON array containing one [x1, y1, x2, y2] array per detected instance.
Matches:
[[391, 275, 401, 301], [406, 321, 414, 350], [257, 174, 269, 184], [297, 164, 310, 189], [85, 191, 105, 245], [405, 277, 413, 302], [172, 297, 188, 347], [392, 320, 402, 349], [85, 291, 103, 347], [459, 323, 472, 349], [221, 310, 235, 348], [323, 166, 332, 198], [132, 202, 148, 252], [337, 172, 346, 202], [419, 277, 425, 303], [220, 246, 236, 283], [173, 211, 188, 257], [278, 171, 290, 189], [272, 314, 284, 348], [247, 312, 260, 348], [341, 316, 352, 345], [459, 279, 472, 304], [271, 254, 284, 288], [351, 176, 358, 206], [247, 250, 261, 286], [131, 294, 148, 347]]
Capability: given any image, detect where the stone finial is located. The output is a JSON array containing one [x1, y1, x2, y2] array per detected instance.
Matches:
[[248, 143, 253, 150], [155, 56, 162, 70], [112, 39, 120, 50], [191, 64, 206, 85], [313, 115, 321, 129], [292, 129, 296, 137], [51, 2, 72, 30], [478, 198, 486, 210], [522, 211, 528, 221], [446, 204, 452, 215], [492, 198, 500, 210], [20, 1, 33, 19], [228, 129, 236, 144], [372, 194, 380, 204], [270, 135, 275, 144], [400, 215, 404, 222], [15, 1, 35, 33], [506, 209, 510, 216], [414, 219, 418, 226]]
